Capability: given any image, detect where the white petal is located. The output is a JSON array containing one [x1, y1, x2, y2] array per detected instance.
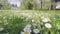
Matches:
[[0, 28, 4, 31], [42, 18, 50, 22], [33, 29, 40, 33], [6, 33, 9, 34], [45, 23, 52, 28], [26, 24, 31, 28], [32, 19, 35, 22], [20, 32, 24, 34]]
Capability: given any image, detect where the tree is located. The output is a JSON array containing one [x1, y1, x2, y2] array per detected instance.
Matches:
[[0, 0, 11, 10], [27, 0, 33, 9], [0, 4, 3, 9]]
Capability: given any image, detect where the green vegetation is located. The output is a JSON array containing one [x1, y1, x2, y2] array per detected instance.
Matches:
[[0, 10, 60, 34]]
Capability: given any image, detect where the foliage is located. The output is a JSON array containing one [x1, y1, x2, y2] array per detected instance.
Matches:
[[0, 10, 60, 34], [0, 0, 11, 10]]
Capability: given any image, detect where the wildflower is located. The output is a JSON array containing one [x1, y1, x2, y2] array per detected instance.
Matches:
[[42, 17, 50, 23], [24, 31, 29, 34], [32, 19, 35, 22], [0, 28, 4, 31], [33, 28, 40, 34], [6, 32, 9, 34], [45, 23, 52, 28], [26, 24, 31, 28], [23, 27, 32, 34], [20, 31, 24, 34], [23, 24, 32, 34]]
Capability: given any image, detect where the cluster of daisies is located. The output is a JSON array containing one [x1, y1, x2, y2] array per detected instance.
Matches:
[[19, 13, 60, 34], [0, 14, 13, 34], [0, 12, 60, 34]]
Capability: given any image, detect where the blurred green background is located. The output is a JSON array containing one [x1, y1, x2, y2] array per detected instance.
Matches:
[[0, 0, 57, 10]]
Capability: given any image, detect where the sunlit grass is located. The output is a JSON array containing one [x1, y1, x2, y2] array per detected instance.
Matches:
[[0, 10, 60, 34]]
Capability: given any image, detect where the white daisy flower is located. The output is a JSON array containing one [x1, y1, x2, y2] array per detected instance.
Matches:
[[32, 19, 35, 22], [23, 24, 32, 33], [26, 24, 31, 28], [23, 27, 27, 32], [42, 17, 50, 23], [24, 28, 31, 32], [0, 28, 4, 31], [23, 27, 32, 34], [33, 29, 40, 34], [33, 23, 37, 26], [3, 16, 6, 19], [6, 32, 9, 34], [20, 31, 24, 34], [45, 23, 52, 28]]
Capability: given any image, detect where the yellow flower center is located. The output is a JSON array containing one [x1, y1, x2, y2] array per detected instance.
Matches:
[[24, 31, 29, 34]]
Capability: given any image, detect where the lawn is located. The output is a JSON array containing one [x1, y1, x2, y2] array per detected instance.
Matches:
[[0, 10, 60, 34]]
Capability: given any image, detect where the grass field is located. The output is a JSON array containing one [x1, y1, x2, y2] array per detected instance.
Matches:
[[0, 10, 60, 34]]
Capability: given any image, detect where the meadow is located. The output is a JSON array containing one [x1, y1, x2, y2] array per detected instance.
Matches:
[[0, 10, 60, 34]]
